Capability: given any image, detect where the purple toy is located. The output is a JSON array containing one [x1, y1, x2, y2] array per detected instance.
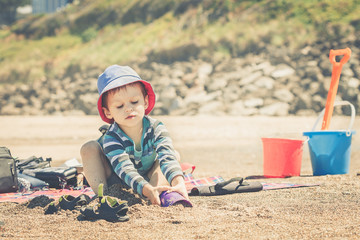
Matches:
[[160, 191, 193, 207]]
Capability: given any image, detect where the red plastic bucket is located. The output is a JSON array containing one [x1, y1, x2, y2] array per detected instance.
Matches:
[[262, 138, 304, 178]]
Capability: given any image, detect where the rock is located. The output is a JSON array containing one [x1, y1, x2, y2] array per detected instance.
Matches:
[[76, 93, 98, 115], [222, 86, 241, 102], [244, 98, 264, 108], [11, 95, 28, 108], [159, 86, 177, 107], [29, 96, 42, 109], [254, 76, 275, 90], [228, 100, 245, 115], [183, 90, 208, 105], [170, 68, 185, 79], [43, 100, 61, 114], [345, 87, 358, 99], [273, 89, 294, 103], [184, 89, 221, 105], [197, 62, 213, 79], [228, 100, 258, 116], [242, 84, 260, 96], [347, 77, 360, 89], [341, 66, 354, 77], [1, 103, 22, 115], [198, 101, 225, 115], [239, 71, 262, 86], [270, 64, 295, 78], [297, 93, 313, 110], [322, 77, 332, 91], [312, 95, 326, 113], [259, 102, 290, 116], [308, 82, 322, 95], [253, 61, 276, 76], [207, 76, 228, 92], [158, 86, 184, 113]]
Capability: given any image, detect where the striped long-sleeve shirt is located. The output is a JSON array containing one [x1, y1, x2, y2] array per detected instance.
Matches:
[[103, 115, 183, 196]]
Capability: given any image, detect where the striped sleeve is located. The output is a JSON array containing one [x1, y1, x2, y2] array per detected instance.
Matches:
[[103, 126, 147, 197], [153, 121, 183, 185]]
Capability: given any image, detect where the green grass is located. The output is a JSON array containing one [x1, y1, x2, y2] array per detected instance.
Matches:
[[0, 34, 81, 83], [1, 0, 359, 85]]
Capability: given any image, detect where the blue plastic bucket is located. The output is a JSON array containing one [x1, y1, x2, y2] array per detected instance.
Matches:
[[303, 130, 355, 175], [303, 101, 356, 176]]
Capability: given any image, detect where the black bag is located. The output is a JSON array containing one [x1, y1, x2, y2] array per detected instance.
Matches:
[[0, 147, 18, 193], [17, 156, 51, 172], [22, 167, 77, 189]]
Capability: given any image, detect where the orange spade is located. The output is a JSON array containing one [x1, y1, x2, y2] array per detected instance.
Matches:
[[321, 48, 351, 130]]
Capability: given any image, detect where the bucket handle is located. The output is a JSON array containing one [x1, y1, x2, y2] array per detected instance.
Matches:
[[312, 101, 355, 136]]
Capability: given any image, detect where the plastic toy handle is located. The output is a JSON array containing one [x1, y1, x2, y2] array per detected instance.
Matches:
[[321, 48, 351, 130], [312, 101, 355, 134], [329, 48, 351, 66]]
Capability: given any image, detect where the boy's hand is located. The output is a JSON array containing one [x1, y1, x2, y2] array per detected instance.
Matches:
[[142, 184, 170, 205], [170, 175, 190, 200]]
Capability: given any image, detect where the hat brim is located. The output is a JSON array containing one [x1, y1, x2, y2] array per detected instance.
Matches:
[[97, 79, 155, 124]]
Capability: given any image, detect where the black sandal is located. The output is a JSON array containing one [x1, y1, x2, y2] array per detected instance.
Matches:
[[59, 194, 91, 210], [44, 194, 91, 214], [190, 177, 263, 196], [80, 184, 129, 222]]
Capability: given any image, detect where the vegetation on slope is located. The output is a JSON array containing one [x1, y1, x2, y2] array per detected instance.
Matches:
[[0, 0, 359, 85]]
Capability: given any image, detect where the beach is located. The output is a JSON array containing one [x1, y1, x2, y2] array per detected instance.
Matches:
[[0, 115, 359, 239]]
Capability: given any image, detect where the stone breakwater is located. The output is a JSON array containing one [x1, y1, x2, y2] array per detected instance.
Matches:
[[1, 50, 359, 117]]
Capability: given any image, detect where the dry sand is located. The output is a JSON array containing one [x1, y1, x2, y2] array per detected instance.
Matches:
[[0, 115, 360, 239]]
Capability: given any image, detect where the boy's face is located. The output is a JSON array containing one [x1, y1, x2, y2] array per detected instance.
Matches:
[[103, 84, 149, 129]]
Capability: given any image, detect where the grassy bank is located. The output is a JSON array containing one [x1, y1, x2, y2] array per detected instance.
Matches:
[[0, 0, 359, 85]]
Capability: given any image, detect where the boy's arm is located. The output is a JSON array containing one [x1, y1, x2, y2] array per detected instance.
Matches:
[[153, 121, 190, 201], [170, 175, 189, 200], [153, 121, 184, 185]]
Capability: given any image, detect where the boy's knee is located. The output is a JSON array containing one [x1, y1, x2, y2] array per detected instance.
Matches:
[[80, 140, 100, 157]]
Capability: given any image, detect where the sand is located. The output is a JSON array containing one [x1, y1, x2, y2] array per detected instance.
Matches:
[[0, 115, 360, 239]]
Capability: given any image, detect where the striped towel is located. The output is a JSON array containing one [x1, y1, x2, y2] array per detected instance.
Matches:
[[184, 173, 225, 193], [0, 187, 95, 203]]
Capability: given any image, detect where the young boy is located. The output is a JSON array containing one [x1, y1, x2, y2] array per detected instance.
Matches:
[[80, 65, 190, 206]]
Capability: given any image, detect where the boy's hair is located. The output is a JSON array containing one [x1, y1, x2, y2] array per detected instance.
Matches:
[[102, 82, 147, 109]]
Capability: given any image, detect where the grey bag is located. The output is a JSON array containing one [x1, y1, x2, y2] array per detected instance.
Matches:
[[0, 147, 18, 193]]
